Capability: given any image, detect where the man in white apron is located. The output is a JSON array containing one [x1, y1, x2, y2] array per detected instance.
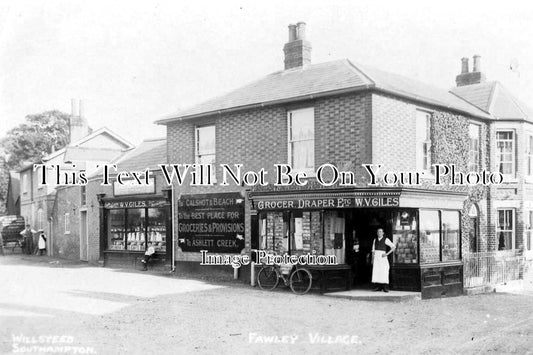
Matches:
[[372, 228, 396, 292]]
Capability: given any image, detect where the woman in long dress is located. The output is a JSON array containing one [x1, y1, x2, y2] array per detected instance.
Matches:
[[38, 230, 47, 256], [372, 227, 396, 292]]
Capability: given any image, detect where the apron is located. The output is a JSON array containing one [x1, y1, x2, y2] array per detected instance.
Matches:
[[371, 250, 390, 284], [38, 235, 46, 249]]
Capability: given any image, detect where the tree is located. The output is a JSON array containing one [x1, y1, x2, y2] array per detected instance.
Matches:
[[0, 110, 71, 170], [0, 110, 70, 215]]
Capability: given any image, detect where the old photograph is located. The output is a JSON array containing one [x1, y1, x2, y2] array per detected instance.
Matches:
[[0, 1, 532, 354]]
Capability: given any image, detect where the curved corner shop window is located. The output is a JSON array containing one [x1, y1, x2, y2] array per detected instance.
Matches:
[[107, 207, 166, 252]]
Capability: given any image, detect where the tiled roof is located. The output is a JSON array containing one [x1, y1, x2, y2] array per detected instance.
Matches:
[[64, 147, 124, 162], [113, 138, 167, 172], [156, 59, 491, 124], [452, 81, 533, 121], [359, 64, 491, 118]]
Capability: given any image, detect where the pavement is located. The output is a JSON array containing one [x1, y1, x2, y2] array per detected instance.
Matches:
[[1, 254, 532, 354]]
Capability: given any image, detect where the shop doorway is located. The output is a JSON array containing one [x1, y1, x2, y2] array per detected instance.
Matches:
[[344, 209, 394, 287]]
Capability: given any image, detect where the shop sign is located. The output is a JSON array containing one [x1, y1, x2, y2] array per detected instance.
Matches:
[[113, 177, 156, 196], [104, 199, 166, 209], [177, 192, 245, 253], [252, 196, 399, 210]]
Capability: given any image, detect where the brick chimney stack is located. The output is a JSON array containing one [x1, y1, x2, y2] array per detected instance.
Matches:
[[69, 98, 89, 144], [283, 22, 311, 70], [456, 55, 486, 87]]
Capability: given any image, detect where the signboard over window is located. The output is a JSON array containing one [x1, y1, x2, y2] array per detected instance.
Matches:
[[251, 196, 399, 211], [113, 177, 156, 196], [177, 192, 245, 253]]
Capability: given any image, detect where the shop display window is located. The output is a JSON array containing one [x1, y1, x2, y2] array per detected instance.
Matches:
[[419, 210, 440, 263], [392, 210, 418, 264], [108, 209, 126, 250], [127, 208, 145, 251], [442, 211, 460, 261], [258, 211, 325, 256], [106, 206, 166, 253], [419, 209, 461, 263], [147, 208, 166, 252]]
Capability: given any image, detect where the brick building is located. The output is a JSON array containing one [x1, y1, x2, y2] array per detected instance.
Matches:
[[150, 22, 533, 298], [20, 100, 134, 257]]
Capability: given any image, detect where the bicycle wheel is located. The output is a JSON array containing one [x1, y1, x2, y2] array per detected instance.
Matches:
[[257, 266, 279, 291], [289, 268, 312, 295]]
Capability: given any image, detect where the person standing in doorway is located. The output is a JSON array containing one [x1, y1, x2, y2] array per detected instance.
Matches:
[[20, 224, 36, 255], [372, 227, 396, 292]]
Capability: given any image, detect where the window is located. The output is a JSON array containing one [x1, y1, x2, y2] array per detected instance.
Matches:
[[526, 135, 533, 176], [81, 185, 87, 206], [441, 211, 460, 261], [468, 124, 480, 172], [195, 125, 216, 181], [525, 210, 532, 251], [37, 209, 44, 230], [416, 111, 431, 172], [496, 131, 515, 176], [288, 108, 314, 173], [107, 207, 166, 252], [419, 210, 440, 263], [419, 209, 461, 263], [64, 213, 70, 234], [497, 209, 514, 250], [22, 174, 28, 194]]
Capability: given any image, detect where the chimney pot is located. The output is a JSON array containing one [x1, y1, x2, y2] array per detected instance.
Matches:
[[296, 21, 306, 40], [461, 57, 469, 74], [473, 55, 481, 72], [283, 22, 311, 70], [288, 24, 297, 42]]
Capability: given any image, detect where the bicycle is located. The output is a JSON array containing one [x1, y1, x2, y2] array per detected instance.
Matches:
[[257, 262, 313, 295]]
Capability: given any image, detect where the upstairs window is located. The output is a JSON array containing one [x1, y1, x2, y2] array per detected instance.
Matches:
[[22, 174, 28, 194], [468, 124, 480, 172], [416, 111, 432, 172], [288, 108, 314, 173], [64, 213, 70, 234], [81, 185, 87, 206], [526, 135, 533, 176], [496, 131, 515, 176], [195, 125, 216, 182]]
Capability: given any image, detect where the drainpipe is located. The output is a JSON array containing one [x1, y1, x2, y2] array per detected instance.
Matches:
[[48, 217, 53, 256], [171, 183, 176, 272]]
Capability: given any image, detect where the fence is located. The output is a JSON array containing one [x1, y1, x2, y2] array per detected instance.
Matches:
[[463, 250, 525, 288]]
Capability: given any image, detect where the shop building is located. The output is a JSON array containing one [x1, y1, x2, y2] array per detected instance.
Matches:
[[77, 138, 171, 268], [154, 22, 533, 298]]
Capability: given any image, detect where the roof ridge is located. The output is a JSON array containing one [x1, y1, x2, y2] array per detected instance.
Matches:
[[448, 90, 491, 115], [487, 81, 498, 114], [343, 59, 376, 86], [494, 82, 530, 119]]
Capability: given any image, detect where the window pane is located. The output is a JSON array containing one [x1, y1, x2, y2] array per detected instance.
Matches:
[[127, 208, 145, 251], [497, 210, 514, 250], [289, 108, 314, 171], [419, 210, 440, 263], [197, 125, 215, 155], [442, 211, 460, 261], [416, 111, 431, 171], [392, 211, 418, 264], [108, 209, 126, 250], [147, 208, 166, 252]]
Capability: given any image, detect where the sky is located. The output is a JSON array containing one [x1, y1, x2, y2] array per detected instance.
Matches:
[[1, 0, 532, 145]]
